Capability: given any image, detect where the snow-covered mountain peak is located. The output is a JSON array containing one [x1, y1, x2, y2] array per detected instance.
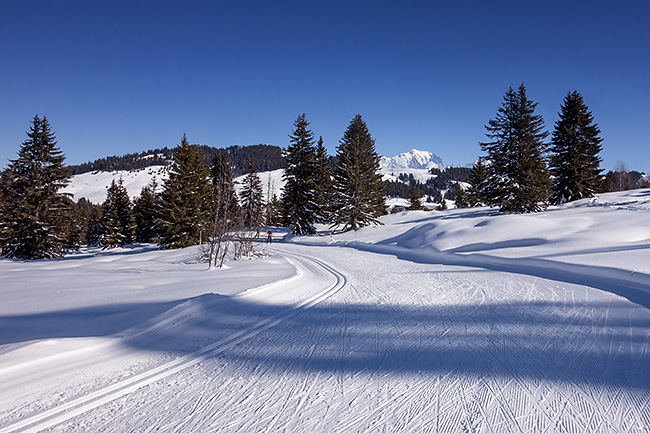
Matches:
[[380, 149, 445, 172]]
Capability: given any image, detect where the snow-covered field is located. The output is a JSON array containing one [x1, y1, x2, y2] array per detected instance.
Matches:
[[1, 190, 650, 432]]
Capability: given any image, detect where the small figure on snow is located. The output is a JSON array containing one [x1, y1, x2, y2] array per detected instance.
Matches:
[[266, 230, 273, 243]]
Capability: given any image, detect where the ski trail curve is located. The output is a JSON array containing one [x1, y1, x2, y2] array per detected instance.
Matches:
[[0, 250, 347, 433]]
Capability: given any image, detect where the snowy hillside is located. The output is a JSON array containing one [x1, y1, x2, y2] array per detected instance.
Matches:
[[62, 165, 169, 203], [1, 189, 649, 432], [63, 166, 285, 204], [234, 169, 285, 200]]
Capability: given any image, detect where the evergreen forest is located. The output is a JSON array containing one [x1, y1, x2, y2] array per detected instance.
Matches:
[[1, 86, 648, 260]]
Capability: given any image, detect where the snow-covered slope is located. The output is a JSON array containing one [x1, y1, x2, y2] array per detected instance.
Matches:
[[2, 190, 650, 432], [234, 169, 285, 201], [63, 166, 169, 203], [63, 166, 288, 205]]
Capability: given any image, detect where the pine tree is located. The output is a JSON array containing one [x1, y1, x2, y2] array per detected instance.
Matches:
[[480, 84, 550, 213], [466, 159, 490, 207], [0, 116, 72, 259], [408, 184, 423, 210], [239, 157, 263, 228], [549, 91, 604, 204], [65, 198, 91, 249], [332, 115, 386, 231], [133, 178, 161, 243], [453, 183, 469, 208], [313, 136, 334, 223], [99, 178, 134, 248], [157, 135, 212, 249], [75, 198, 102, 246], [281, 114, 318, 235], [266, 194, 283, 226]]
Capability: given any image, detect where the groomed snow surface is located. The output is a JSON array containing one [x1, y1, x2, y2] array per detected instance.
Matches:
[[1, 190, 650, 432]]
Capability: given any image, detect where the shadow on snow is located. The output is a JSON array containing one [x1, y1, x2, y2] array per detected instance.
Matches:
[[2, 293, 649, 390]]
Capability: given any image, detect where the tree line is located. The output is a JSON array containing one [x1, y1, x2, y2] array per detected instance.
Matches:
[[1, 92, 647, 260], [0, 114, 385, 260], [67, 143, 287, 178], [454, 85, 647, 210]]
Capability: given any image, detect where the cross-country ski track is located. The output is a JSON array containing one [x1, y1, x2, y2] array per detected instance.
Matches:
[[0, 250, 347, 433], [1, 191, 650, 432]]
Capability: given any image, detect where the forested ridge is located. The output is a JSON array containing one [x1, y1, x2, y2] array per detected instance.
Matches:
[[67, 144, 287, 178]]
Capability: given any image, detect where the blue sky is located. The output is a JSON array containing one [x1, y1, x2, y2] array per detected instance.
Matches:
[[1, 1, 649, 172]]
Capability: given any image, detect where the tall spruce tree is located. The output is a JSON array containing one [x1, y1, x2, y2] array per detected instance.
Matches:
[[332, 115, 386, 231], [75, 198, 102, 246], [408, 184, 423, 210], [466, 159, 490, 207], [133, 178, 161, 243], [281, 114, 318, 235], [0, 116, 72, 259], [99, 177, 134, 248], [157, 135, 212, 249], [549, 91, 604, 204], [480, 84, 550, 212], [313, 136, 334, 224], [453, 183, 469, 208], [239, 157, 264, 228]]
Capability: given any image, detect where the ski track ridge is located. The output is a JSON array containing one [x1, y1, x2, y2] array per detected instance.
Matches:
[[0, 249, 347, 433]]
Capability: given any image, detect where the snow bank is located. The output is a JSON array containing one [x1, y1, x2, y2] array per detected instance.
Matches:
[[304, 189, 650, 308]]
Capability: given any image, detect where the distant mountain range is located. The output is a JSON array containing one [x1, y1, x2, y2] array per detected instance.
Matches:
[[380, 149, 445, 172]]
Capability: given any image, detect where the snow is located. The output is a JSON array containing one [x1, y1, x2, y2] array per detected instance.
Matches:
[[63, 166, 286, 205], [380, 149, 446, 184], [380, 149, 445, 172], [62, 166, 169, 203], [2, 188, 650, 432], [234, 169, 285, 201]]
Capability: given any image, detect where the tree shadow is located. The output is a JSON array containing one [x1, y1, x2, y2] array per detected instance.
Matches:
[[3, 294, 648, 390], [0, 299, 186, 346], [120, 296, 650, 389]]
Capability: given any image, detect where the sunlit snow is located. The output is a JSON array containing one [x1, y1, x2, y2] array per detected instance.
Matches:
[[1, 189, 649, 432]]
